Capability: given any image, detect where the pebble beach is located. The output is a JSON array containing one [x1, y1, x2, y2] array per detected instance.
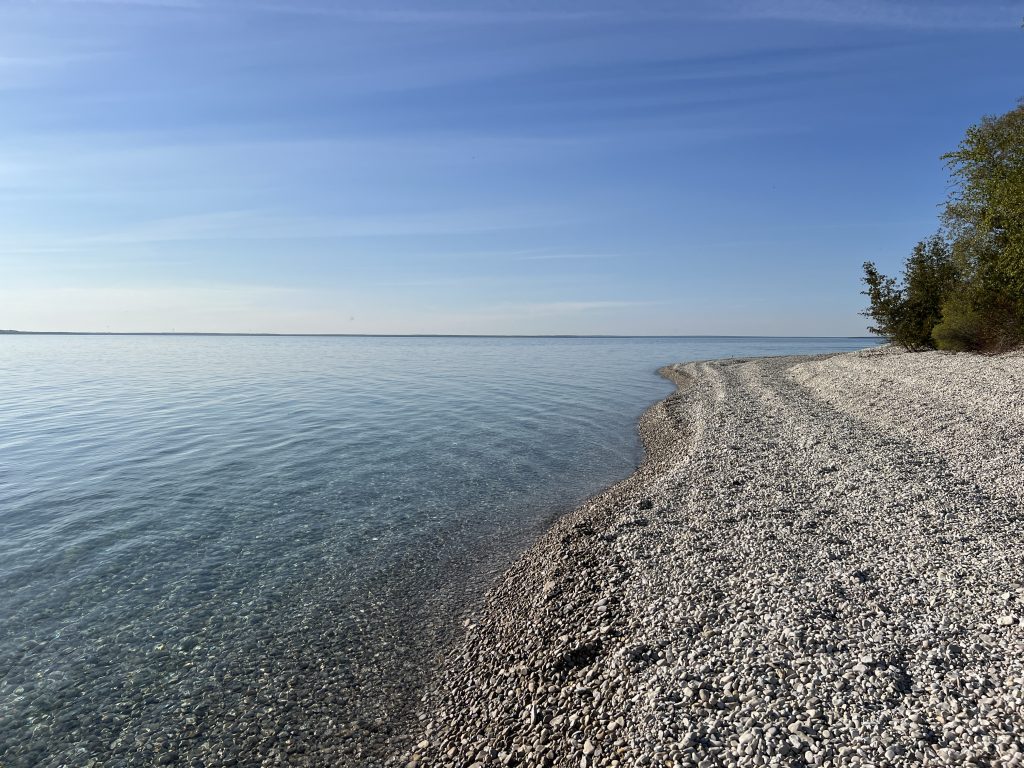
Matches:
[[392, 347, 1024, 768]]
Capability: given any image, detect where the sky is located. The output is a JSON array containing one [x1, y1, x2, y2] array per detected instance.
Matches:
[[1, 0, 1022, 335]]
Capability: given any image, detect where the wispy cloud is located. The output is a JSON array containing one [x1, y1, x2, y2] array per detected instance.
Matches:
[[0, 282, 307, 333], [0, 51, 107, 90], [714, 0, 1021, 30], [245, 3, 614, 24], [0, 133, 603, 199], [34, 0, 1019, 29], [515, 253, 616, 261], [42, 207, 561, 247], [52, 0, 203, 8], [19, 0, 613, 21], [504, 300, 656, 313], [249, 1, 1023, 30], [407, 298, 664, 336], [365, 276, 495, 288]]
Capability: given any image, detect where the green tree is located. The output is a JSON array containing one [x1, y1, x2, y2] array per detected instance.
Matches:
[[862, 101, 1024, 353], [861, 235, 957, 350], [938, 101, 1024, 348]]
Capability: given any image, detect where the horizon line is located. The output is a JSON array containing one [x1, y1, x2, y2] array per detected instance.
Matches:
[[0, 330, 878, 340]]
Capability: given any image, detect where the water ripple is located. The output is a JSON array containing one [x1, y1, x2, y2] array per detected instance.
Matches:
[[0, 335, 878, 766]]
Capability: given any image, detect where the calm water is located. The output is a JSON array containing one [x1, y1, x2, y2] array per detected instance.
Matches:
[[0, 335, 877, 766]]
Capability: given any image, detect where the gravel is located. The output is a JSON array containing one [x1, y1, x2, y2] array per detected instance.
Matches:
[[389, 348, 1024, 768]]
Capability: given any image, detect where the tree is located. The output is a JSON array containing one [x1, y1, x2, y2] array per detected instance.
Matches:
[[862, 101, 1024, 353], [939, 101, 1024, 347], [861, 235, 957, 350]]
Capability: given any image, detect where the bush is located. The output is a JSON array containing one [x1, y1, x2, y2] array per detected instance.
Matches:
[[933, 288, 1024, 352], [931, 290, 985, 352]]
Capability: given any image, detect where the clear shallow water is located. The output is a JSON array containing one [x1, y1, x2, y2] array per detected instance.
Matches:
[[0, 335, 878, 766]]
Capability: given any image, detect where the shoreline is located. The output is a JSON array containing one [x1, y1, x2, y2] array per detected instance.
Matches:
[[375, 360, 693, 765], [389, 347, 1024, 767]]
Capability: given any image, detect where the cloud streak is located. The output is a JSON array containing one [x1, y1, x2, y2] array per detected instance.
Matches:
[[714, 0, 1021, 30], [15, 0, 613, 21], [72, 208, 560, 244], [10, 0, 1020, 30], [52, 0, 203, 8], [514, 253, 616, 261]]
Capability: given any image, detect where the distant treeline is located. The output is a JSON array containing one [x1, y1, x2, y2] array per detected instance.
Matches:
[[862, 101, 1024, 353]]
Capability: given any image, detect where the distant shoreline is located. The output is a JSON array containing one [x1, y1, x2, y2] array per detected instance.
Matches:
[[0, 330, 878, 340]]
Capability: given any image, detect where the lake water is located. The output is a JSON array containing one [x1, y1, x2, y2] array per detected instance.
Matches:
[[0, 335, 878, 766]]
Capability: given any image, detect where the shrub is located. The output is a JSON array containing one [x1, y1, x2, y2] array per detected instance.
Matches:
[[933, 288, 1024, 352]]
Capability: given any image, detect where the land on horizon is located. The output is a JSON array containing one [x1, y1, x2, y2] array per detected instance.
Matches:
[[0, 329, 878, 339]]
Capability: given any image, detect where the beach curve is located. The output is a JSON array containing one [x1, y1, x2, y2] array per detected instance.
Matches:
[[389, 348, 1024, 768]]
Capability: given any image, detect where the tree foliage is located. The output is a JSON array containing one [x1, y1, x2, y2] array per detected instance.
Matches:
[[863, 101, 1024, 352], [861, 236, 956, 350], [931, 284, 1022, 352], [942, 101, 1024, 312]]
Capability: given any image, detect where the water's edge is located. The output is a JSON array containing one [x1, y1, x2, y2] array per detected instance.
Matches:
[[375, 359, 700, 764], [390, 347, 1024, 767]]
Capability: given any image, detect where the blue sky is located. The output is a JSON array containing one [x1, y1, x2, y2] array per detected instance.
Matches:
[[1, 0, 1021, 334]]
